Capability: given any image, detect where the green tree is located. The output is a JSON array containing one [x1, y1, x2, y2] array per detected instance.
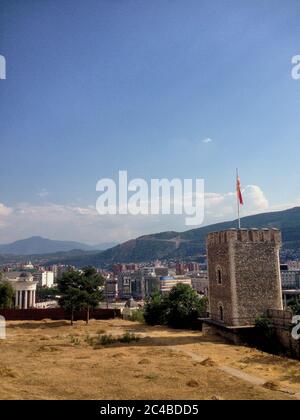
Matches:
[[165, 284, 207, 329], [0, 281, 15, 309], [290, 300, 300, 315], [57, 267, 104, 325], [57, 269, 82, 325], [144, 289, 167, 326], [79, 267, 104, 324], [144, 284, 207, 328]]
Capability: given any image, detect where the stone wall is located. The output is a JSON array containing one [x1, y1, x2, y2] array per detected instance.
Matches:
[[267, 309, 300, 359], [0, 308, 121, 321], [206, 242, 234, 325], [234, 241, 282, 324]]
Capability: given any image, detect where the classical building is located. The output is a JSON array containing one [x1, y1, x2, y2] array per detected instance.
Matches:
[[206, 228, 283, 327], [3, 272, 38, 309]]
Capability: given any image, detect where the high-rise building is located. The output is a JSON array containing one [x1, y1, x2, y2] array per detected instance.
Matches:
[[33, 271, 54, 288]]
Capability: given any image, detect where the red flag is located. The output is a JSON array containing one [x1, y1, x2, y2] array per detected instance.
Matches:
[[236, 175, 244, 206]]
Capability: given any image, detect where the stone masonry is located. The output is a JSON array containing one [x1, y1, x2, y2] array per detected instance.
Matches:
[[206, 228, 283, 327]]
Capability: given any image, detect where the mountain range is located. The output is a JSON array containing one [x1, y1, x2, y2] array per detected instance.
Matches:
[[80, 206, 300, 266], [0, 236, 117, 255], [1, 206, 299, 267]]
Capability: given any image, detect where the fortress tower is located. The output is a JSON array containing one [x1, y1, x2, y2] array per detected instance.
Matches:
[[206, 228, 283, 327]]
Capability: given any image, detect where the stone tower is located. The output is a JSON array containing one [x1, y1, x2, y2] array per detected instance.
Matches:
[[206, 228, 283, 327]]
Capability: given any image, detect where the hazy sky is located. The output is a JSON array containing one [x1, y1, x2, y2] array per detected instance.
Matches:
[[0, 0, 300, 244]]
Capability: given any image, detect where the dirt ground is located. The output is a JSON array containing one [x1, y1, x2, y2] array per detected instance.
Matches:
[[0, 318, 300, 400]]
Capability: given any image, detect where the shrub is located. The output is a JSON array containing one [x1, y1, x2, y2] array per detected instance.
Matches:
[[91, 332, 141, 347], [290, 300, 300, 315], [99, 334, 116, 345], [70, 336, 81, 346], [0, 281, 14, 309], [144, 290, 168, 326], [144, 285, 207, 329], [119, 332, 140, 343], [130, 309, 145, 323], [254, 316, 282, 354], [166, 284, 207, 329]]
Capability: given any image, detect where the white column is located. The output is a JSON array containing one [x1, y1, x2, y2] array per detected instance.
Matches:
[[32, 290, 36, 307], [15, 291, 18, 308], [19, 291, 23, 309], [24, 291, 28, 309]]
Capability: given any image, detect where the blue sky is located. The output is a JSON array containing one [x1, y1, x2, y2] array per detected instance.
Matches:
[[0, 0, 300, 244]]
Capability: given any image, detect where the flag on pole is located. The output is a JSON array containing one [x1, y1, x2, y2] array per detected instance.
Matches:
[[236, 173, 244, 206]]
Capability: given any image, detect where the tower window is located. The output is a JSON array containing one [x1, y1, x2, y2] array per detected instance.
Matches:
[[219, 305, 224, 322], [216, 267, 222, 285]]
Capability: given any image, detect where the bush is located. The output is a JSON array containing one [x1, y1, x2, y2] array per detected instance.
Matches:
[[144, 284, 207, 329], [90, 332, 140, 347], [290, 300, 300, 315], [0, 281, 15, 309], [119, 332, 140, 343], [130, 309, 145, 323], [254, 316, 282, 354], [166, 284, 207, 329], [255, 316, 274, 339], [144, 290, 168, 326]]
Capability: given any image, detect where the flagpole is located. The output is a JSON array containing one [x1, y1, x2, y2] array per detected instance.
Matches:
[[236, 168, 241, 229]]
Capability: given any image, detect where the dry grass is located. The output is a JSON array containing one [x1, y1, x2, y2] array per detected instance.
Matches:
[[0, 318, 299, 400]]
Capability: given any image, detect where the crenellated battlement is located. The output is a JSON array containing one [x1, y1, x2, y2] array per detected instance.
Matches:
[[207, 228, 281, 246]]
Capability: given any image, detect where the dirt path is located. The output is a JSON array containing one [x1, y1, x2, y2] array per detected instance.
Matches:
[[171, 347, 300, 400]]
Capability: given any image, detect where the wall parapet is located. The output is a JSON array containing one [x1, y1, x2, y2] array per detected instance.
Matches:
[[207, 228, 281, 246]]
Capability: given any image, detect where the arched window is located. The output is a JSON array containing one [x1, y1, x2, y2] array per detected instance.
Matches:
[[216, 266, 222, 285], [219, 304, 224, 322]]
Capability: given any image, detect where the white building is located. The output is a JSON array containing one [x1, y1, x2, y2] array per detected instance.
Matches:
[[287, 261, 300, 271], [22, 261, 34, 270], [159, 275, 192, 294], [33, 271, 54, 288], [3, 272, 38, 309]]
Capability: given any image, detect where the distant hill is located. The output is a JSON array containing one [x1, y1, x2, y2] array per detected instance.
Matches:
[[2, 207, 300, 267], [92, 242, 118, 251], [35, 206, 300, 267], [0, 236, 116, 255]]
